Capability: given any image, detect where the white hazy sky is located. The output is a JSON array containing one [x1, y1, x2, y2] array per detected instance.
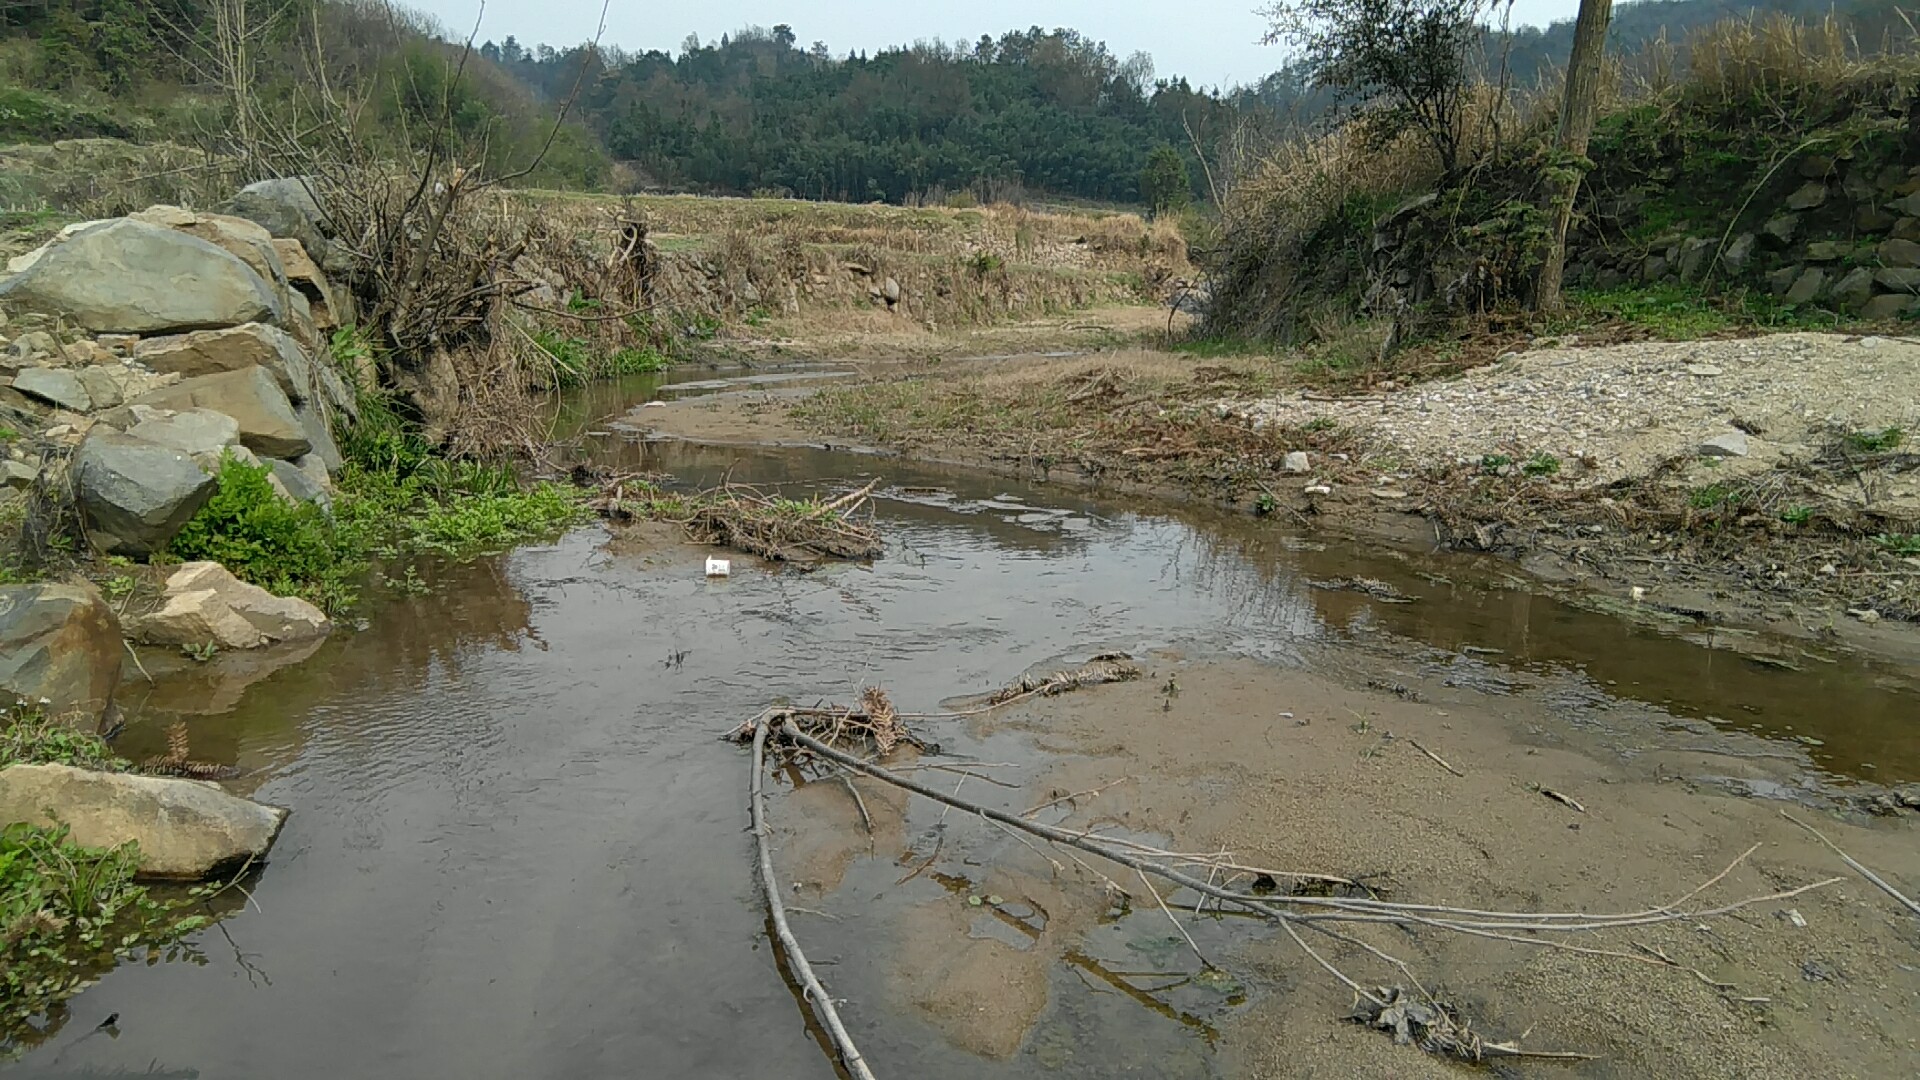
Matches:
[[413, 1, 1588, 88]]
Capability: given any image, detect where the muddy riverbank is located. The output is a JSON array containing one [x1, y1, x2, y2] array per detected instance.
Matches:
[[7, 425, 1917, 1079], [624, 343, 1920, 667]]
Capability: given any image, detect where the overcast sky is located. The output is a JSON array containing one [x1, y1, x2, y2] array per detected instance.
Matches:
[[413, 1, 1588, 88]]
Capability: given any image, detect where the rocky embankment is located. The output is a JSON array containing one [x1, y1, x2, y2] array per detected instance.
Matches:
[[0, 179, 357, 876]]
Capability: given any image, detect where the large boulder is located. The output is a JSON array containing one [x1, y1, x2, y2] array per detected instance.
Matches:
[[127, 561, 330, 650], [127, 406, 242, 457], [132, 323, 314, 403], [130, 206, 292, 311], [131, 365, 310, 459], [74, 430, 217, 556], [0, 219, 282, 334], [217, 179, 337, 273], [0, 764, 288, 880], [0, 584, 121, 732]]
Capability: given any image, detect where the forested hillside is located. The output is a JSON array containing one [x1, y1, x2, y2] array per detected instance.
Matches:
[[2, 0, 1910, 208], [486, 26, 1240, 205]]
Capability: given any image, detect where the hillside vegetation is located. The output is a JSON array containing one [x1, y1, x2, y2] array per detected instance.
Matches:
[[1207, 5, 1920, 363]]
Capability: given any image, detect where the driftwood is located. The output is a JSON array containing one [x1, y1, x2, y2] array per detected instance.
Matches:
[[739, 700, 1844, 1067], [594, 477, 883, 562], [748, 717, 877, 1080]]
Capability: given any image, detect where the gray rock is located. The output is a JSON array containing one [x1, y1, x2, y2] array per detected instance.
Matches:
[[1879, 238, 1920, 268], [1282, 450, 1312, 474], [1783, 267, 1828, 305], [217, 178, 336, 273], [1784, 182, 1828, 211], [7, 329, 59, 363], [1891, 191, 1920, 217], [0, 220, 281, 334], [1875, 267, 1920, 293], [0, 584, 121, 732], [132, 366, 310, 459], [1803, 240, 1848, 262], [882, 276, 902, 303], [12, 366, 91, 411], [1639, 255, 1669, 282], [1797, 154, 1834, 180], [1767, 265, 1802, 296], [133, 323, 314, 403], [1677, 237, 1717, 281], [294, 399, 342, 471], [1831, 266, 1877, 311], [74, 429, 217, 556], [1761, 214, 1799, 246], [2, 459, 35, 489], [0, 764, 288, 880], [128, 407, 242, 457], [1721, 233, 1757, 273], [1861, 293, 1920, 321], [1858, 206, 1897, 233], [292, 453, 334, 489], [129, 206, 291, 313], [1700, 432, 1751, 458], [1894, 217, 1920, 242], [267, 457, 329, 507]]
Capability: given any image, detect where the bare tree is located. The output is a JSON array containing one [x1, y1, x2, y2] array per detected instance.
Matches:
[[1534, 0, 1614, 312]]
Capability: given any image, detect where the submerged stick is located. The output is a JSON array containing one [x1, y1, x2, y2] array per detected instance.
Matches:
[[1782, 810, 1920, 919], [750, 720, 879, 1080]]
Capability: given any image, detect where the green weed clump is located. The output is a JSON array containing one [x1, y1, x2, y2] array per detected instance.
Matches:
[[170, 421, 587, 613], [168, 454, 360, 612], [0, 821, 210, 1045], [0, 703, 127, 771]]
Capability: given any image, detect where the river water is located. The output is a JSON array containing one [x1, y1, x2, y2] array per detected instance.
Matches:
[[7, 368, 1917, 1078]]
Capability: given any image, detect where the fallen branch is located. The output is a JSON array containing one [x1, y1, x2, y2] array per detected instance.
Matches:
[[1408, 739, 1464, 778], [749, 717, 877, 1080], [1782, 810, 1920, 919]]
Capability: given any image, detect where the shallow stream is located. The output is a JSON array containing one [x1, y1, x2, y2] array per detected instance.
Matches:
[[8, 367, 1917, 1078]]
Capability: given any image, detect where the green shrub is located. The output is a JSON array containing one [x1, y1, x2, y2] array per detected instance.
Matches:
[[168, 453, 362, 611]]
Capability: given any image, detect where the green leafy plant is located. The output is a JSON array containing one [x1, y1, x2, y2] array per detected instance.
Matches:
[[1480, 453, 1513, 475], [1522, 452, 1561, 477], [1846, 427, 1905, 453], [181, 641, 220, 663], [1690, 483, 1745, 511], [1780, 505, 1814, 525], [0, 821, 211, 1042], [1873, 533, 1920, 556], [1, 703, 128, 771], [168, 453, 360, 612]]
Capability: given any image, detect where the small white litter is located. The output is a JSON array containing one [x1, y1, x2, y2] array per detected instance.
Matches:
[[705, 557, 731, 578]]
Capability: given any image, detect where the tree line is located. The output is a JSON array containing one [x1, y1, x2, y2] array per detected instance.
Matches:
[[482, 25, 1238, 206]]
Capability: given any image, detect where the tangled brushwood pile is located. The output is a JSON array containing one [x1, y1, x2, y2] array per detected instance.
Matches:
[[592, 476, 884, 561]]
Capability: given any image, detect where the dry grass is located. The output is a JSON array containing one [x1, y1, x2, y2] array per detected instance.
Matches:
[[791, 349, 1365, 498]]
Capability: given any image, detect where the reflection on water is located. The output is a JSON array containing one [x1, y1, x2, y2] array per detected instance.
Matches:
[[10, 394, 1917, 1079]]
